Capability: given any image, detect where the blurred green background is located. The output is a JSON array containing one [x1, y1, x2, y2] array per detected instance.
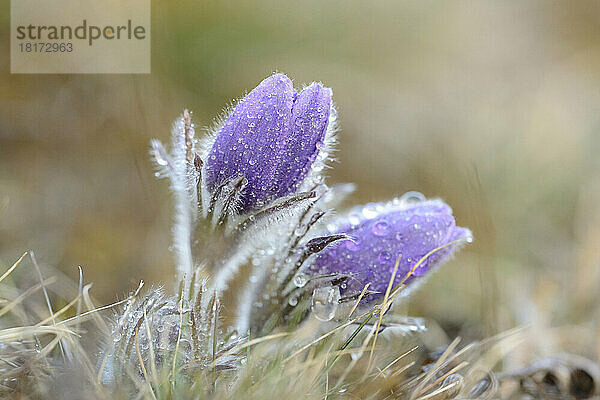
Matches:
[[1, 1, 599, 357]]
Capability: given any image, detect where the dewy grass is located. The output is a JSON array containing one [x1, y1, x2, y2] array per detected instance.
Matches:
[[1, 72, 597, 399], [0, 252, 589, 399]]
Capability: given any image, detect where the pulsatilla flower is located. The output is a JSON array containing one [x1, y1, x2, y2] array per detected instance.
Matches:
[[151, 73, 336, 300], [307, 196, 472, 303], [150, 73, 472, 341], [204, 73, 333, 213], [236, 193, 471, 334]]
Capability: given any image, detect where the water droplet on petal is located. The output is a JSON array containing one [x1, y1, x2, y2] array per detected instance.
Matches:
[[372, 220, 390, 236], [377, 251, 392, 264], [398, 191, 426, 205], [348, 212, 361, 227], [362, 203, 378, 219]]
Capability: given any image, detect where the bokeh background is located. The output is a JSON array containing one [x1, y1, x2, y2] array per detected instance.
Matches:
[[1, 1, 599, 359]]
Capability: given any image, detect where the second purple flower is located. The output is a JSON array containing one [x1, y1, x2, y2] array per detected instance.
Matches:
[[307, 198, 472, 302]]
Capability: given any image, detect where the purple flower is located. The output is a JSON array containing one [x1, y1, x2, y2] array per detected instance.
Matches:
[[307, 199, 471, 301], [204, 73, 332, 212]]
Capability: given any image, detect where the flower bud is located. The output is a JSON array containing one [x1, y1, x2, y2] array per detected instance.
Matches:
[[204, 73, 332, 212], [308, 199, 471, 301]]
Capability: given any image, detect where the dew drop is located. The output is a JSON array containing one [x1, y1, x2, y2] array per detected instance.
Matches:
[[377, 251, 392, 264], [330, 107, 338, 120], [399, 191, 426, 205], [288, 296, 298, 306], [372, 220, 390, 237], [293, 273, 308, 288], [155, 155, 168, 167], [311, 286, 341, 321], [362, 203, 378, 219], [326, 223, 338, 233], [348, 212, 361, 227]]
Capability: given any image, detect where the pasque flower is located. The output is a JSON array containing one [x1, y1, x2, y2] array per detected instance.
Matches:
[[204, 73, 333, 212], [151, 73, 472, 339], [307, 198, 472, 301]]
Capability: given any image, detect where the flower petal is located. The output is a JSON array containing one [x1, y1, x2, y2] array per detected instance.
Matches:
[[308, 200, 471, 300], [272, 83, 332, 198], [205, 73, 296, 210]]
